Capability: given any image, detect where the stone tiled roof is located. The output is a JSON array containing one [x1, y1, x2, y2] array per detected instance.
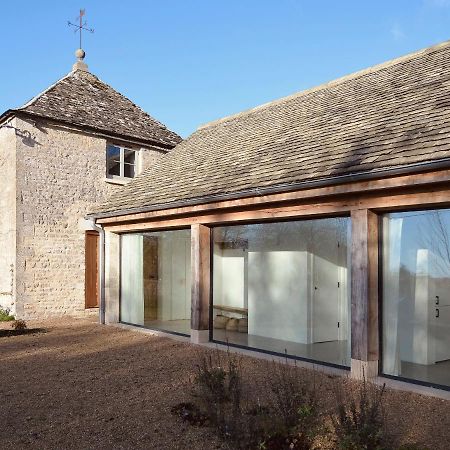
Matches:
[[91, 40, 450, 217], [15, 70, 181, 147]]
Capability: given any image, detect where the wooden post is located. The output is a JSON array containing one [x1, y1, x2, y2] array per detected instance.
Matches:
[[191, 224, 211, 343], [351, 209, 379, 379]]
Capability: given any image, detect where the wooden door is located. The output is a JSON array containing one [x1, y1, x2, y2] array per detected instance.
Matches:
[[85, 231, 99, 308], [143, 236, 158, 321], [312, 254, 339, 343]]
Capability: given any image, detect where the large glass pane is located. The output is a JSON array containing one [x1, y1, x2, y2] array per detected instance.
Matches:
[[120, 229, 191, 335], [212, 218, 351, 367], [106, 145, 121, 177], [382, 209, 450, 387]]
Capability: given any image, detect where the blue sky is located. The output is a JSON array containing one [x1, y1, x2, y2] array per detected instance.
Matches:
[[2, 1, 450, 137]]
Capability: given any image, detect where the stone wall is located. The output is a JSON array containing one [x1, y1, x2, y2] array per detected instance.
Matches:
[[0, 120, 17, 316], [13, 117, 164, 319]]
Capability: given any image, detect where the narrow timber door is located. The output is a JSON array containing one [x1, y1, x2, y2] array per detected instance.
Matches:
[[312, 254, 339, 343], [85, 231, 99, 308], [143, 236, 158, 321]]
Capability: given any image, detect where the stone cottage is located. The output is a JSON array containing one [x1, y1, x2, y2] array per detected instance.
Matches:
[[0, 50, 181, 319]]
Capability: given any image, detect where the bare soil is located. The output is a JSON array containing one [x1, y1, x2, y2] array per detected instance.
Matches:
[[0, 319, 449, 450]]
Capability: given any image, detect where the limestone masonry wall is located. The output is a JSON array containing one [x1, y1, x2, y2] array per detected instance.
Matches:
[[0, 120, 17, 316], [13, 117, 163, 319]]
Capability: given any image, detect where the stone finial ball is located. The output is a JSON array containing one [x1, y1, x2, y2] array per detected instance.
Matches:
[[75, 48, 86, 60]]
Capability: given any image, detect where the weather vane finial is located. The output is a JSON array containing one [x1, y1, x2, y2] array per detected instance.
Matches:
[[68, 9, 94, 50], [68, 9, 94, 72]]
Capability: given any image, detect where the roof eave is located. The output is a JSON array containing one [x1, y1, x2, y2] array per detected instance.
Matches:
[[87, 156, 450, 221], [0, 109, 16, 126], [5, 109, 180, 150]]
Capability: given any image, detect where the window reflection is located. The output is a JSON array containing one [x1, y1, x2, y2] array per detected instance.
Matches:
[[120, 229, 191, 335], [383, 210, 450, 387], [106, 145, 137, 179], [106, 145, 121, 176], [212, 218, 351, 367], [123, 149, 136, 178]]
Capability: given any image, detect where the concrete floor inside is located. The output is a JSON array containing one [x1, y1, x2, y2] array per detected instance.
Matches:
[[143, 319, 191, 335], [213, 329, 350, 367], [398, 359, 450, 387], [138, 319, 350, 366]]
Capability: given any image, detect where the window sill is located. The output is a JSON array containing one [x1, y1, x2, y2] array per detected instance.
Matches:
[[104, 177, 132, 186]]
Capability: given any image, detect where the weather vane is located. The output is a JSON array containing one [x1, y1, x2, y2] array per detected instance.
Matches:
[[68, 9, 94, 49]]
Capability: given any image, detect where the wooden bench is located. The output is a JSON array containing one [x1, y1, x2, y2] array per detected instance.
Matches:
[[213, 305, 248, 316]]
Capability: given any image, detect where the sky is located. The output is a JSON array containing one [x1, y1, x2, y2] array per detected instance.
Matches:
[[2, 1, 450, 137]]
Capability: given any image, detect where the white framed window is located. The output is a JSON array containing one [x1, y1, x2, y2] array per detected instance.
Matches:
[[106, 144, 138, 180]]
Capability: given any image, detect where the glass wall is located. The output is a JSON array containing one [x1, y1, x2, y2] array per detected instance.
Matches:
[[212, 218, 351, 367], [382, 209, 450, 388], [120, 229, 191, 335]]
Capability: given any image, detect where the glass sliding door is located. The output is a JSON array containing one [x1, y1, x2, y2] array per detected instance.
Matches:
[[120, 229, 191, 335], [382, 209, 450, 388], [212, 218, 351, 367]]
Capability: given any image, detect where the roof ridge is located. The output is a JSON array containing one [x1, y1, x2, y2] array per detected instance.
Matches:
[[197, 39, 450, 131]]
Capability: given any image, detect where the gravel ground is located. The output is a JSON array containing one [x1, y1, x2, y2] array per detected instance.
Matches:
[[0, 319, 449, 450]]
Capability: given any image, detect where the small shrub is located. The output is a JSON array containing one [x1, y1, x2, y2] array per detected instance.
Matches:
[[192, 348, 243, 436], [192, 349, 273, 449], [262, 358, 320, 450], [190, 349, 320, 450], [331, 378, 387, 450], [0, 307, 14, 321], [11, 319, 27, 331]]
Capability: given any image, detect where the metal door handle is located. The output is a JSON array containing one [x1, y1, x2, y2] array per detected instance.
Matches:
[[436, 296, 440, 305], [436, 308, 440, 318]]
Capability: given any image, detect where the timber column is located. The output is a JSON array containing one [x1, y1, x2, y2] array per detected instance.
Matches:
[[190, 224, 211, 343], [350, 209, 379, 379]]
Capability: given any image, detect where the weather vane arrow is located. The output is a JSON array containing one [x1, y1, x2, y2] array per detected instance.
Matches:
[[68, 9, 94, 49]]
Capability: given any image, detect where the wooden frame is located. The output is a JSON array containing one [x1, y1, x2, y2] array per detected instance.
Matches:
[[106, 144, 139, 181], [351, 209, 379, 363], [191, 224, 211, 331], [97, 168, 450, 227]]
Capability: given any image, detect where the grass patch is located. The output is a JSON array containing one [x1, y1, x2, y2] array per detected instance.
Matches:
[[0, 307, 15, 321]]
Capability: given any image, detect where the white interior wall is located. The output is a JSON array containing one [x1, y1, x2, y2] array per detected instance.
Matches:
[[248, 251, 310, 343], [213, 247, 247, 310]]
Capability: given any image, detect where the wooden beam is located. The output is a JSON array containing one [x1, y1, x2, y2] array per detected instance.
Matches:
[[102, 187, 450, 233], [191, 224, 211, 331], [351, 209, 379, 363], [96, 168, 450, 225]]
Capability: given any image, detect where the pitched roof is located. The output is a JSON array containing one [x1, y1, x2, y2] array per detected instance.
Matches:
[[91, 40, 450, 217], [8, 69, 181, 147]]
